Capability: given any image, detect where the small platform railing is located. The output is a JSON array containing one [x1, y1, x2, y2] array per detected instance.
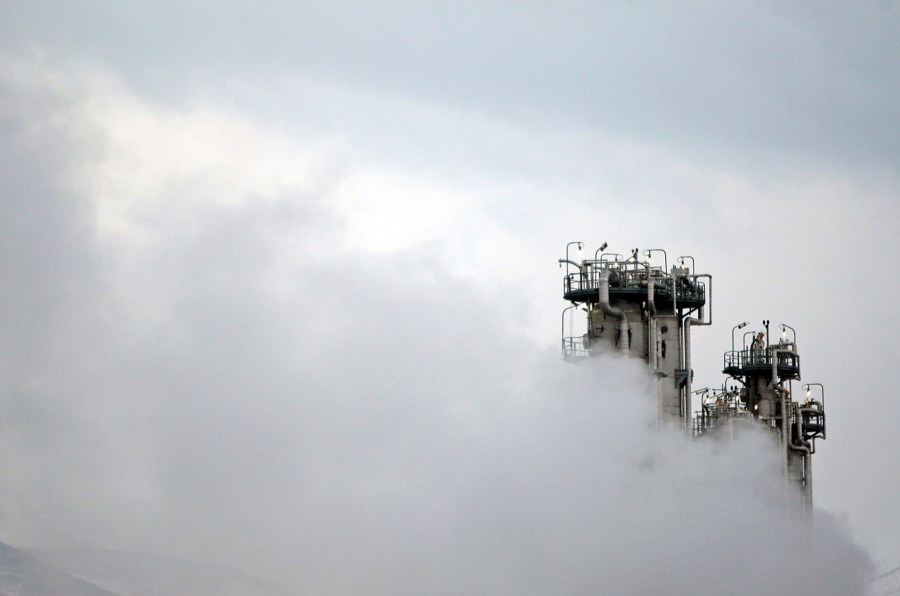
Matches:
[[723, 347, 800, 378], [562, 337, 589, 360]]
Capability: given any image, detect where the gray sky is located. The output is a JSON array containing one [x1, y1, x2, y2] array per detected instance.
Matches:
[[1, 1, 899, 592]]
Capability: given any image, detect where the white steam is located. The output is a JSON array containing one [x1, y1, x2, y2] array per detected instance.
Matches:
[[0, 61, 874, 595]]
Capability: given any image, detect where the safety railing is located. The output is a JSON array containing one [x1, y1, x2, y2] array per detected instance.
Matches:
[[563, 271, 705, 304], [723, 348, 800, 375], [692, 391, 746, 436], [562, 337, 589, 359]]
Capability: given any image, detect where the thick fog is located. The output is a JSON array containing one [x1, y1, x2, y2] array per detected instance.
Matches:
[[0, 66, 877, 593]]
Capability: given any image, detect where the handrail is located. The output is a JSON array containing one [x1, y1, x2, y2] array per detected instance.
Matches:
[[723, 348, 800, 372], [565, 271, 705, 302], [562, 337, 589, 359]]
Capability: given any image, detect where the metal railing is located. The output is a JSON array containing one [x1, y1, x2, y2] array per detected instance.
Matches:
[[563, 267, 705, 304], [562, 337, 589, 359], [723, 347, 800, 372], [692, 390, 747, 436]]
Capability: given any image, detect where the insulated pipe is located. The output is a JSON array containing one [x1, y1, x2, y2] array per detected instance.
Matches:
[[681, 274, 712, 422], [647, 273, 657, 371], [683, 317, 700, 420], [694, 274, 712, 324], [788, 403, 813, 509], [770, 347, 808, 508], [598, 270, 630, 351], [769, 349, 790, 446], [769, 348, 797, 390], [670, 269, 678, 316]]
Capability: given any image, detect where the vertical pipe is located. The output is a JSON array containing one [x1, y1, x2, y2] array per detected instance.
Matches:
[[684, 319, 695, 420], [682, 274, 712, 424], [598, 270, 630, 351], [794, 406, 815, 510], [647, 274, 657, 371]]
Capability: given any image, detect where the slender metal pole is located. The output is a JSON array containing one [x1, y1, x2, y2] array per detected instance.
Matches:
[[743, 330, 757, 350], [732, 321, 749, 352], [643, 248, 667, 272], [780, 323, 797, 351], [565, 242, 583, 274]]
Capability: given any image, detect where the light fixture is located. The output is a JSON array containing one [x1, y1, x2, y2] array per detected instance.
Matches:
[[732, 322, 749, 352]]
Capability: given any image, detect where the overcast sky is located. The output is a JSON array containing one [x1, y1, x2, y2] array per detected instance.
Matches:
[[1, 1, 899, 592]]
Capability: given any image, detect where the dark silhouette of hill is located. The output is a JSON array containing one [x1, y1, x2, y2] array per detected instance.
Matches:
[[30, 549, 290, 596], [0, 541, 119, 596]]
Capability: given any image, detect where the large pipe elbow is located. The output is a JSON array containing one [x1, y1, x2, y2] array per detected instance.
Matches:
[[693, 274, 712, 326], [598, 271, 630, 350]]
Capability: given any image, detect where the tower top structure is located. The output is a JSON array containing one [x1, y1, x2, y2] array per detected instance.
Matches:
[[559, 243, 710, 423], [558, 242, 826, 506]]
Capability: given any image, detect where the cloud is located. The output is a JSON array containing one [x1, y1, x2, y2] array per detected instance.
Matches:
[[5, 1, 899, 171]]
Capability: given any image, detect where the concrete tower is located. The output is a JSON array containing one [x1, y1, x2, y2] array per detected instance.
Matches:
[[718, 326, 826, 509], [559, 244, 710, 426], [559, 243, 826, 507]]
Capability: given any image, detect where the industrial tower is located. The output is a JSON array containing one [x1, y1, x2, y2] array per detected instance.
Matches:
[[559, 242, 826, 507]]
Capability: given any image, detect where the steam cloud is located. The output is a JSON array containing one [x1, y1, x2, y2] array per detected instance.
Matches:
[[0, 63, 873, 595]]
